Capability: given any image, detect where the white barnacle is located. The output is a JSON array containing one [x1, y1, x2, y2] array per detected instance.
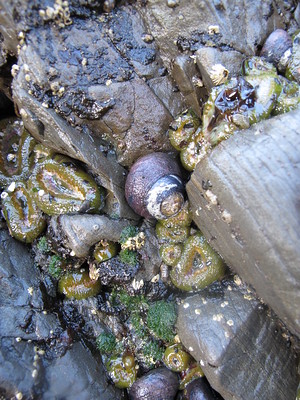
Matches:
[[209, 64, 229, 86], [131, 278, 144, 290], [7, 153, 16, 162], [221, 209, 232, 224], [27, 287, 34, 296], [151, 274, 160, 283], [205, 190, 218, 205], [19, 108, 28, 119], [32, 369, 38, 379], [11, 64, 20, 78], [208, 25, 220, 35], [1, 191, 8, 199], [89, 263, 100, 281], [233, 275, 242, 286]]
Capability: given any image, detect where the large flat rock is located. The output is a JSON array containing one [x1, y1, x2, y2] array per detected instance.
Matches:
[[0, 230, 120, 399], [177, 278, 299, 400], [186, 108, 300, 337]]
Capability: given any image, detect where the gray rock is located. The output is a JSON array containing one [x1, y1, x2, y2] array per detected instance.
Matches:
[[0, 229, 120, 399], [42, 341, 119, 400], [139, 0, 287, 71], [0, 3, 176, 167], [177, 278, 299, 400], [195, 47, 244, 90], [49, 214, 131, 258], [186, 108, 300, 337], [170, 55, 204, 116]]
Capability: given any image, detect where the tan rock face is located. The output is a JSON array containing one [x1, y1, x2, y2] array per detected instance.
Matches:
[[187, 108, 300, 338]]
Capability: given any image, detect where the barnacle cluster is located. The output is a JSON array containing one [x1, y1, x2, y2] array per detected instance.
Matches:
[[0, 118, 106, 243], [169, 56, 300, 171], [39, 0, 72, 28], [156, 201, 225, 291]]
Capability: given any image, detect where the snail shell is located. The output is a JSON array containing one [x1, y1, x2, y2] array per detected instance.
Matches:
[[125, 152, 185, 220], [260, 29, 292, 71], [128, 367, 179, 400]]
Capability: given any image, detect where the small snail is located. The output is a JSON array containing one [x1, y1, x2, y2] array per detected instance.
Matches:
[[125, 152, 185, 220], [260, 29, 292, 72]]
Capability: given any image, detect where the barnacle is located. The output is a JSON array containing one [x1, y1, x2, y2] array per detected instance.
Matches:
[[209, 63, 229, 86]]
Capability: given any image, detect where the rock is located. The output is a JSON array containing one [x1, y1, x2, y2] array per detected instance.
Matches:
[[0, 3, 176, 166], [0, 229, 120, 399], [135, 222, 162, 282], [148, 75, 187, 118], [139, 0, 286, 71], [295, 3, 300, 26], [177, 278, 299, 400], [170, 55, 204, 116], [195, 47, 244, 90], [0, 91, 13, 118], [49, 214, 131, 258], [186, 108, 300, 337], [42, 341, 119, 400]]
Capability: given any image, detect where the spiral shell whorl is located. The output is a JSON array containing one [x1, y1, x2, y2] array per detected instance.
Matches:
[[125, 152, 184, 219]]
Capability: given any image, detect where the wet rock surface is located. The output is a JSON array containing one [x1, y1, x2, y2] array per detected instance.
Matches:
[[186, 108, 300, 338], [0, 229, 120, 399], [2, 3, 177, 167], [177, 277, 299, 400], [49, 214, 130, 258]]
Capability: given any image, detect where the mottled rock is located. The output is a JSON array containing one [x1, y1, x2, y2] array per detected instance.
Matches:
[[186, 108, 300, 337], [0, 3, 176, 167], [139, 0, 287, 71], [177, 278, 299, 400], [135, 222, 161, 282], [42, 341, 118, 400], [148, 75, 187, 118], [49, 214, 130, 258], [170, 55, 204, 116], [195, 47, 244, 90], [0, 229, 120, 399]]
